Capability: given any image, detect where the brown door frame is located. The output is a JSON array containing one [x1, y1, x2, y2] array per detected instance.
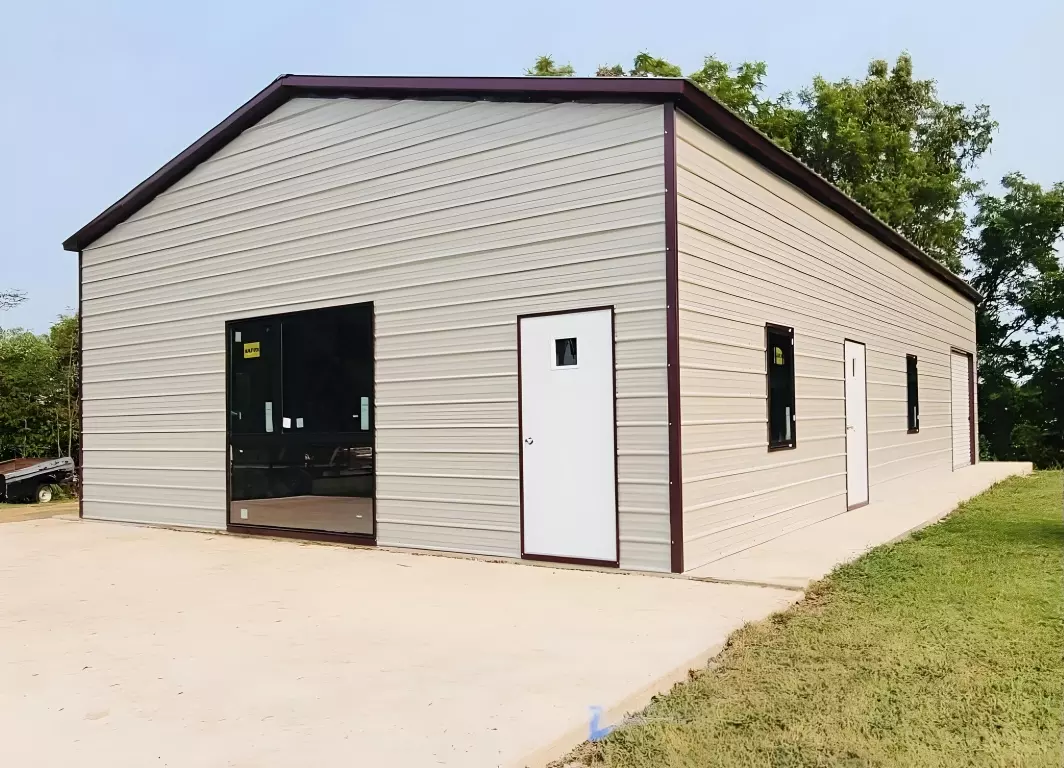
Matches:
[[516, 305, 621, 568]]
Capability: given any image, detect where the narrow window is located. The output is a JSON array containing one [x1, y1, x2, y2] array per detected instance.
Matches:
[[554, 337, 578, 367], [766, 324, 796, 450], [906, 355, 920, 432]]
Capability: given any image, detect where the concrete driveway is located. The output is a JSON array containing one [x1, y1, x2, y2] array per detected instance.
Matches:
[[0, 517, 797, 768]]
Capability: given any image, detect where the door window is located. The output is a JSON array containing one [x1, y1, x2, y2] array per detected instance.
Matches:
[[554, 337, 578, 367]]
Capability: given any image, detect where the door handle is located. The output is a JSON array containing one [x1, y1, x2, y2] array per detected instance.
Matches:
[[525, 437, 533, 445]]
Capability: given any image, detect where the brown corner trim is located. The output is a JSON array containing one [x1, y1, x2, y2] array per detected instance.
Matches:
[[226, 523, 377, 547], [664, 103, 684, 574], [516, 305, 621, 569]]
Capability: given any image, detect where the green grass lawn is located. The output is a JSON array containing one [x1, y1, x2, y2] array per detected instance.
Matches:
[[560, 471, 1064, 768]]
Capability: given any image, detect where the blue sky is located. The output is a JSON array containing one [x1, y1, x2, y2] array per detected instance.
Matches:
[[2, 0, 1060, 331]]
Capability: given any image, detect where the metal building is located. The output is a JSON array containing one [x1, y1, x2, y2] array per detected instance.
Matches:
[[63, 76, 979, 574]]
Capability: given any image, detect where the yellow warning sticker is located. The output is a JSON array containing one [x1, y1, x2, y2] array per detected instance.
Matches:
[[243, 341, 260, 359]]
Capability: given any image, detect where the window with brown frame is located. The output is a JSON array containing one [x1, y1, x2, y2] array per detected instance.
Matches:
[[766, 324, 796, 450], [906, 355, 920, 432]]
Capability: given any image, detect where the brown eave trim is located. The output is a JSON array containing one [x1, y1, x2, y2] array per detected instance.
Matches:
[[62, 76, 292, 252], [664, 104, 684, 574], [62, 75, 980, 305]]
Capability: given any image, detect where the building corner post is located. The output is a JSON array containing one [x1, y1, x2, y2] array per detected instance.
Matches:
[[664, 103, 684, 574]]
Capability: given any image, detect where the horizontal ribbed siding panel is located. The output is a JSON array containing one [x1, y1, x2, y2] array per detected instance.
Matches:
[[81, 500, 224, 530], [674, 111, 976, 572], [81, 98, 669, 571], [82, 393, 223, 417]]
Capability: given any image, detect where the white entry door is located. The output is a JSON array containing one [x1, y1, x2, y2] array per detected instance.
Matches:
[[951, 351, 973, 469], [844, 340, 869, 509], [519, 308, 618, 564]]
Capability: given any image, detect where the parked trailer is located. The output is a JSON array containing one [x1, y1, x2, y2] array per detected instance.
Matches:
[[0, 457, 76, 504]]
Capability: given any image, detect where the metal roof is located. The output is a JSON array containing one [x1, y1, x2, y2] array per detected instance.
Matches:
[[62, 75, 980, 303]]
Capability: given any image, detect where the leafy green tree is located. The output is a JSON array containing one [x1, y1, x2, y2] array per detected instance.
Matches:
[[523, 50, 1064, 465], [780, 56, 995, 271], [688, 58, 769, 119], [526, 52, 995, 271], [49, 314, 80, 459], [596, 52, 682, 78], [968, 174, 1064, 465], [0, 328, 58, 459], [0, 314, 81, 461], [525, 55, 574, 77]]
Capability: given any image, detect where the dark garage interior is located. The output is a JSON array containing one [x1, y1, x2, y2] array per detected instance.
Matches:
[[227, 302, 375, 537]]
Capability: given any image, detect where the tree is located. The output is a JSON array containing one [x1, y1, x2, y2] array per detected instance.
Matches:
[[0, 314, 81, 461], [49, 314, 80, 460], [523, 50, 1064, 466], [0, 289, 26, 311], [525, 55, 574, 77], [596, 52, 682, 79], [525, 52, 996, 271], [779, 56, 995, 271], [0, 328, 58, 459], [968, 174, 1064, 465]]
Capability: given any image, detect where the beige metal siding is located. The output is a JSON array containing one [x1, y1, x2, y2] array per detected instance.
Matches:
[[81, 98, 671, 571], [674, 111, 977, 571]]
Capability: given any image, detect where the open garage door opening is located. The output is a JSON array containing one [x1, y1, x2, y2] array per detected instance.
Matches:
[[227, 303, 375, 540]]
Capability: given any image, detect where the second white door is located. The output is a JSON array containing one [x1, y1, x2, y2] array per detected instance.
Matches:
[[844, 340, 869, 509], [519, 308, 618, 564], [951, 351, 973, 469]]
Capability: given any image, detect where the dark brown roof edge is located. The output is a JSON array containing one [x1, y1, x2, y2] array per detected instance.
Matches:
[[62, 75, 980, 303]]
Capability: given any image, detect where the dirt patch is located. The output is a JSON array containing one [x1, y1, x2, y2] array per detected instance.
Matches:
[[0, 500, 79, 524]]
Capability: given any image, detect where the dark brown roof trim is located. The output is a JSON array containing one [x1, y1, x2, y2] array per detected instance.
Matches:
[[63, 75, 980, 303]]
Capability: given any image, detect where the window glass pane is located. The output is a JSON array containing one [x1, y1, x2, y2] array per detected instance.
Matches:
[[282, 305, 373, 433], [230, 320, 280, 435], [555, 337, 578, 367], [767, 327, 795, 448], [231, 438, 374, 535], [906, 355, 920, 431]]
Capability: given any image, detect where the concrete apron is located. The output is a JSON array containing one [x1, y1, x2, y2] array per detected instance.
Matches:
[[0, 461, 1028, 767], [684, 461, 1033, 589], [0, 516, 798, 768]]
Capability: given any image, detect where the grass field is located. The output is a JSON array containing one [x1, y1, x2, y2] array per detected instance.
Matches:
[[560, 471, 1063, 767]]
